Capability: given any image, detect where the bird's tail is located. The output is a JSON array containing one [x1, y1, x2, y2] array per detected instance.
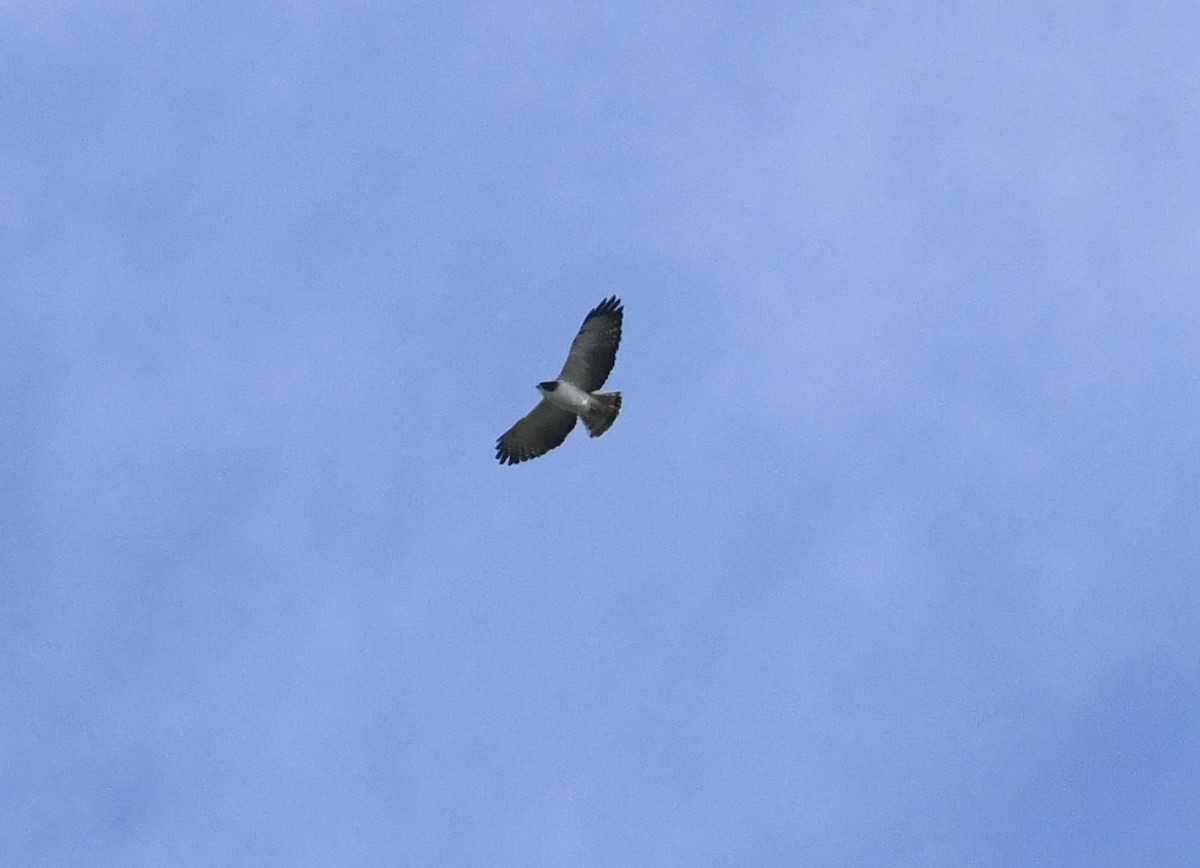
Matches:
[[582, 392, 621, 438]]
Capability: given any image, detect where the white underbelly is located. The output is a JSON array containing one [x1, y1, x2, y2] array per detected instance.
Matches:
[[546, 381, 592, 414]]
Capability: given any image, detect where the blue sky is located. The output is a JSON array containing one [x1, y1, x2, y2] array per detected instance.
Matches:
[[4, 2, 1199, 865]]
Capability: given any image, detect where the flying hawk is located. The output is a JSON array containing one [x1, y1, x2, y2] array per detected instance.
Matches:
[[496, 296, 623, 465]]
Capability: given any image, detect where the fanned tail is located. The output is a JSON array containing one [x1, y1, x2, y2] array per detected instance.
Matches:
[[582, 392, 621, 437]]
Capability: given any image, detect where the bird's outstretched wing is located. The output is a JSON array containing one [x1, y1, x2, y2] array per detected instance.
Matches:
[[496, 400, 578, 465], [558, 296, 623, 392]]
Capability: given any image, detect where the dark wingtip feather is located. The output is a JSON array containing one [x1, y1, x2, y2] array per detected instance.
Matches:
[[496, 441, 525, 465], [587, 296, 623, 320]]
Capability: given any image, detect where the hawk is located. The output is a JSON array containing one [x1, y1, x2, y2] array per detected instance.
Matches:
[[496, 296, 624, 465]]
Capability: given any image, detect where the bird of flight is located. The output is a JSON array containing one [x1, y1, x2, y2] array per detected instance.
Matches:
[[496, 296, 624, 465]]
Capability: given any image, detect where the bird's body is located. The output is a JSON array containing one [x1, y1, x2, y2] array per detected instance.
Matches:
[[540, 379, 622, 438], [496, 297, 624, 465], [538, 379, 592, 414]]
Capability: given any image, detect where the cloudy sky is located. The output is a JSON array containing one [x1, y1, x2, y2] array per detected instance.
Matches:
[[4, 2, 1199, 865]]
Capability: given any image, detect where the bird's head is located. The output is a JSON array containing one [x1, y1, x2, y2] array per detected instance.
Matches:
[[537, 381, 559, 394]]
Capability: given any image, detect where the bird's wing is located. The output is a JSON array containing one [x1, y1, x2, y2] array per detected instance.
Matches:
[[496, 399, 578, 465], [558, 296, 623, 392]]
